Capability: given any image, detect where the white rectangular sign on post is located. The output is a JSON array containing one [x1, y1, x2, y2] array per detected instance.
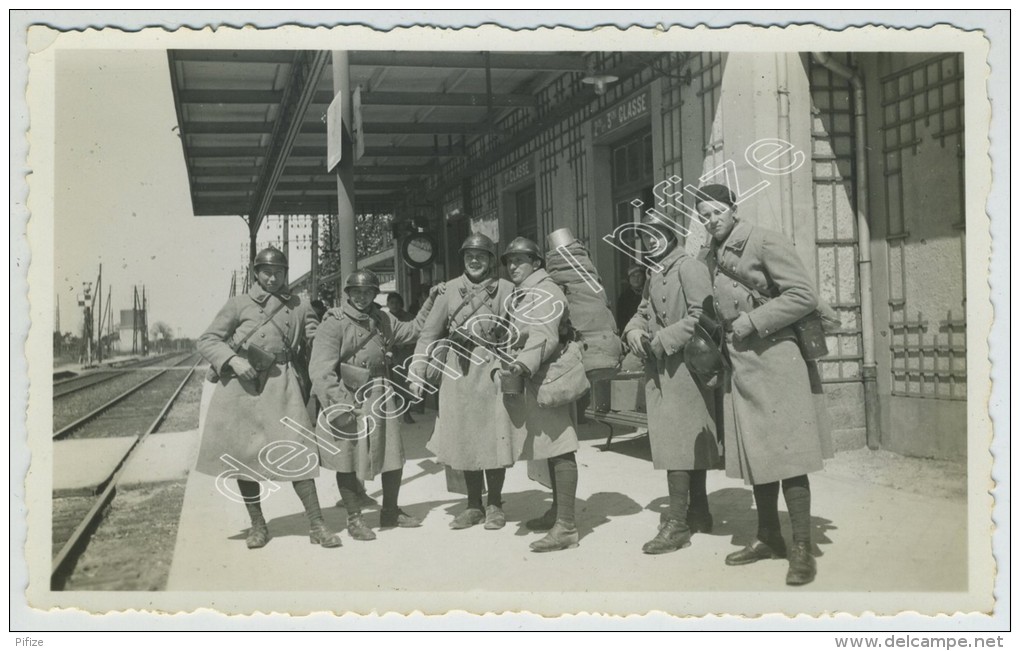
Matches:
[[326, 90, 343, 172]]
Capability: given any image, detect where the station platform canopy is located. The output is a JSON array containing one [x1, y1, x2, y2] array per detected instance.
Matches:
[[167, 50, 597, 230]]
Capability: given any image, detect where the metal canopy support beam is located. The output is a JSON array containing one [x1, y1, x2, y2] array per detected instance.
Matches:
[[197, 181, 340, 192], [180, 89, 335, 104], [363, 121, 492, 135], [348, 51, 588, 71], [248, 50, 330, 257], [360, 91, 537, 108], [361, 145, 465, 158], [353, 165, 434, 176], [192, 165, 328, 178], [188, 145, 324, 159], [185, 121, 327, 135], [349, 181, 414, 191]]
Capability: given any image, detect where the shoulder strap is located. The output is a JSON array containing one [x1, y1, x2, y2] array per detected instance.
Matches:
[[335, 311, 382, 365], [447, 278, 497, 330], [713, 262, 772, 307], [232, 298, 289, 350], [709, 231, 774, 307]]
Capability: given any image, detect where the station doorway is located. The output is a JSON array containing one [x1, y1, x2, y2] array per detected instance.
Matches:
[[610, 128, 654, 295]]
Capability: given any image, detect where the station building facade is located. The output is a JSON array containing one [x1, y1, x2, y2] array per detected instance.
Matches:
[[384, 51, 966, 460]]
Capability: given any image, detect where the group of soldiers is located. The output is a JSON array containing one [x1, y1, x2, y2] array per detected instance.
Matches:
[[196, 182, 831, 586]]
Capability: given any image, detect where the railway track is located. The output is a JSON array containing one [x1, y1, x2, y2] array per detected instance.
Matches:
[[52, 353, 178, 400], [51, 355, 201, 590], [53, 353, 198, 440]]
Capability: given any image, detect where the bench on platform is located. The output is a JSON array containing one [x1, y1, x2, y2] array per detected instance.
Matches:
[[584, 408, 648, 450]]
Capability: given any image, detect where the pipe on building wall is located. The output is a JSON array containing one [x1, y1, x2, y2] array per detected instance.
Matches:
[[775, 53, 796, 240], [812, 52, 881, 450]]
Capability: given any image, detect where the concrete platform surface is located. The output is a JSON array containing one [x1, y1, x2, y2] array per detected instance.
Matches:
[[167, 413, 967, 601], [119, 429, 200, 486], [53, 436, 136, 495]]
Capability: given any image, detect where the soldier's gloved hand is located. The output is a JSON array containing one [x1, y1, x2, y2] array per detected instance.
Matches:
[[228, 356, 258, 382], [731, 312, 755, 341], [625, 330, 647, 358], [429, 282, 447, 298]]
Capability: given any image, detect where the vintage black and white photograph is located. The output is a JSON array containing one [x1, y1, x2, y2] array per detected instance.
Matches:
[[14, 16, 1002, 628]]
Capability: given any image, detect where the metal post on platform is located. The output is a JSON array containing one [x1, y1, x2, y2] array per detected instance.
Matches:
[[310, 215, 319, 300], [332, 50, 357, 297]]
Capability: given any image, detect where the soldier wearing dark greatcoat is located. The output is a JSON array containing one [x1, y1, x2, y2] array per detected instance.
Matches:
[[196, 247, 342, 550], [409, 233, 518, 531], [697, 183, 833, 586], [308, 270, 436, 541], [623, 211, 721, 555]]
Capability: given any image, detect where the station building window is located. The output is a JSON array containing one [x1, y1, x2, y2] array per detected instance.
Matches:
[[514, 184, 538, 243]]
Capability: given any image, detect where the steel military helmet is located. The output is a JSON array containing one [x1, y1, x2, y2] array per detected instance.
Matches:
[[460, 232, 498, 258], [684, 322, 727, 388], [500, 236, 543, 266], [254, 247, 289, 269], [639, 209, 681, 241], [344, 269, 380, 292]]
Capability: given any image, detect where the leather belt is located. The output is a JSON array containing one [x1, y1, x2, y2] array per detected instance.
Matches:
[[356, 362, 388, 378], [272, 351, 292, 364]]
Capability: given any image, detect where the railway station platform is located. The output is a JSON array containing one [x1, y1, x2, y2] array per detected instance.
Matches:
[[166, 410, 967, 596]]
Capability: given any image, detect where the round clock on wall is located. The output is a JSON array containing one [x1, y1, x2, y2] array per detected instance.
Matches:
[[400, 233, 438, 269]]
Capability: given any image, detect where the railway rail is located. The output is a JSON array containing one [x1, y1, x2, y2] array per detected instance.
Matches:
[[52, 353, 179, 399], [53, 353, 199, 440], [51, 355, 201, 590]]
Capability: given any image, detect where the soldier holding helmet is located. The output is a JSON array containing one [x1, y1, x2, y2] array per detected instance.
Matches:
[[622, 213, 722, 555], [308, 269, 438, 540], [409, 233, 519, 531], [196, 247, 342, 550], [697, 182, 832, 586]]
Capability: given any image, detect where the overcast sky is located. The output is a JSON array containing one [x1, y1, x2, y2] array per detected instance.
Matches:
[[55, 49, 314, 340]]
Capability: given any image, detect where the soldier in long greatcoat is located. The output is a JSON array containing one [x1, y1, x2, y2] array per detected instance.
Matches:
[[409, 233, 519, 531], [500, 237, 582, 553], [622, 211, 721, 555], [697, 183, 833, 586], [196, 247, 341, 550], [308, 270, 436, 541]]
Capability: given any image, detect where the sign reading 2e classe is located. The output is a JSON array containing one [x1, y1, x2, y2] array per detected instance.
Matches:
[[592, 88, 651, 140]]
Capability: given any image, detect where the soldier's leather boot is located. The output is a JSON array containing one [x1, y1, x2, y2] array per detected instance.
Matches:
[[309, 519, 343, 548], [245, 522, 270, 549], [484, 504, 506, 530], [725, 537, 787, 566], [785, 542, 817, 586], [525, 507, 557, 531], [380, 509, 422, 528], [450, 507, 485, 530], [642, 518, 692, 555], [529, 520, 579, 553], [686, 507, 714, 534], [660, 508, 714, 534], [346, 515, 376, 541]]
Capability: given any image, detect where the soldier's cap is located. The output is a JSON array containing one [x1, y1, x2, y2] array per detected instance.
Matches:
[[691, 183, 737, 207], [627, 265, 646, 278]]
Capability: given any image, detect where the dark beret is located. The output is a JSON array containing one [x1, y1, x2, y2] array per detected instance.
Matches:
[[693, 183, 737, 207]]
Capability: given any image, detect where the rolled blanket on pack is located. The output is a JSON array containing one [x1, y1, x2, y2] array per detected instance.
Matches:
[[545, 229, 623, 378]]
